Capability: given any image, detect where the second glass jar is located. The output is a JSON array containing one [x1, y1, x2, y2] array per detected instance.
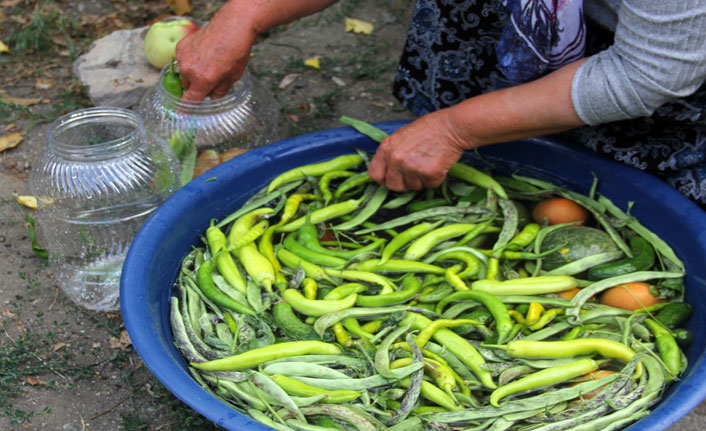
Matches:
[[136, 65, 281, 185]]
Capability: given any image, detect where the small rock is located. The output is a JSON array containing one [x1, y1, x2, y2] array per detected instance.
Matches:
[[73, 27, 160, 108]]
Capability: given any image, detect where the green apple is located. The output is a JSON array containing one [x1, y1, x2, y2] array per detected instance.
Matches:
[[144, 18, 199, 69]]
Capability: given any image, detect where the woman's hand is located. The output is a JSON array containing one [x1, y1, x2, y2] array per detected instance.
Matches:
[[368, 109, 470, 191], [175, 0, 339, 102], [175, 4, 257, 101]]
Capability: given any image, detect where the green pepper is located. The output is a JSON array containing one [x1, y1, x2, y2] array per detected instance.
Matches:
[[162, 59, 183, 98]]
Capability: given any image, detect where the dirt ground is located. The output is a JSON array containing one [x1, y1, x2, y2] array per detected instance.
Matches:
[[1, 1, 705, 430]]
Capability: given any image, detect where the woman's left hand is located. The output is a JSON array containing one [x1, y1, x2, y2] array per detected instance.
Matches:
[[368, 109, 469, 191]]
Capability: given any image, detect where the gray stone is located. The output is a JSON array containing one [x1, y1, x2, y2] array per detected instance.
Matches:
[[72, 26, 160, 108]]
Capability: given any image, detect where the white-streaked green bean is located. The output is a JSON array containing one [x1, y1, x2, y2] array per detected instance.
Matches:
[[262, 362, 351, 379]]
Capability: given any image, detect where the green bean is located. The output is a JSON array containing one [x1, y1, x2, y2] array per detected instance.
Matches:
[[287, 363, 424, 390], [543, 250, 624, 276], [251, 371, 306, 422], [598, 195, 684, 271], [492, 198, 518, 254], [355, 205, 491, 235], [262, 362, 351, 379], [339, 115, 389, 143], [427, 374, 620, 423], [331, 184, 388, 230], [263, 355, 366, 368], [247, 409, 297, 431], [375, 322, 413, 378], [201, 374, 268, 411], [285, 419, 338, 431], [293, 404, 377, 431]]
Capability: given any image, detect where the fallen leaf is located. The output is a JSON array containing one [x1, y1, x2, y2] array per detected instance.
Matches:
[[279, 73, 299, 89], [167, 0, 192, 16], [16, 195, 37, 210], [0, 131, 23, 152], [0, 40, 9, 54], [26, 376, 47, 386], [1, 96, 41, 106], [52, 342, 67, 352], [345, 17, 374, 34], [0, 0, 22, 6], [304, 57, 321, 69], [109, 330, 132, 349], [332, 76, 346, 87]]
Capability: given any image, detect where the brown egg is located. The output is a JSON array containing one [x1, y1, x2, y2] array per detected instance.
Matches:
[[571, 370, 618, 399], [600, 282, 662, 310], [532, 198, 589, 225], [557, 287, 581, 300]]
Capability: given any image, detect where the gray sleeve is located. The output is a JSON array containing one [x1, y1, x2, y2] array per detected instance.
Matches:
[[572, 0, 706, 126]]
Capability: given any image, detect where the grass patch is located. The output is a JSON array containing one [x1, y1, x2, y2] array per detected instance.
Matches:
[[7, 4, 80, 58]]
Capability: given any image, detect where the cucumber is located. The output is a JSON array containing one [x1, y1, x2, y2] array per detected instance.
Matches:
[[540, 226, 618, 270], [655, 302, 693, 329], [673, 328, 693, 347], [272, 301, 321, 341], [587, 236, 656, 281]]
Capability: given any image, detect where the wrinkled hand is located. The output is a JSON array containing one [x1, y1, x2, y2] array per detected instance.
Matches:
[[175, 12, 256, 101], [368, 109, 469, 191]]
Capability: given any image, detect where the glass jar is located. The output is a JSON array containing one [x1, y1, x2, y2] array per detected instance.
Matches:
[[135, 65, 280, 185], [29, 107, 180, 311]]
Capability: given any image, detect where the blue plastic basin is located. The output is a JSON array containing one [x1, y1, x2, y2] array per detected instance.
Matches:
[[121, 121, 706, 430]]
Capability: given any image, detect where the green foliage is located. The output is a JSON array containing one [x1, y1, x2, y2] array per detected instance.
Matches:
[[7, 6, 79, 57]]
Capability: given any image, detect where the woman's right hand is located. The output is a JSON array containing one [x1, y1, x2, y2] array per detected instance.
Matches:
[[175, 4, 257, 101]]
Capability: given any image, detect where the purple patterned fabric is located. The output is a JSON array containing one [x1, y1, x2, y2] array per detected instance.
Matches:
[[496, 0, 585, 82]]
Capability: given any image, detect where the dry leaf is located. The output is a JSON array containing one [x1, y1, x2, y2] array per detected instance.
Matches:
[[0, 131, 23, 152], [109, 330, 132, 349], [304, 57, 321, 69], [1, 96, 41, 106], [167, 0, 192, 16], [0, 0, 22, 6], [345, 18, 374, 35], [0, 40, 9, 54], [52, 342, 67, 352], [279, 73, 299, 89], [332, 76, 346, 87], [26, 376, 48, 386], [16, 195, 37, 210]]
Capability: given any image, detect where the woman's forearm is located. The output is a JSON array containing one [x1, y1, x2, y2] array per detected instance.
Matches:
[[448, 59, 588, 150]]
